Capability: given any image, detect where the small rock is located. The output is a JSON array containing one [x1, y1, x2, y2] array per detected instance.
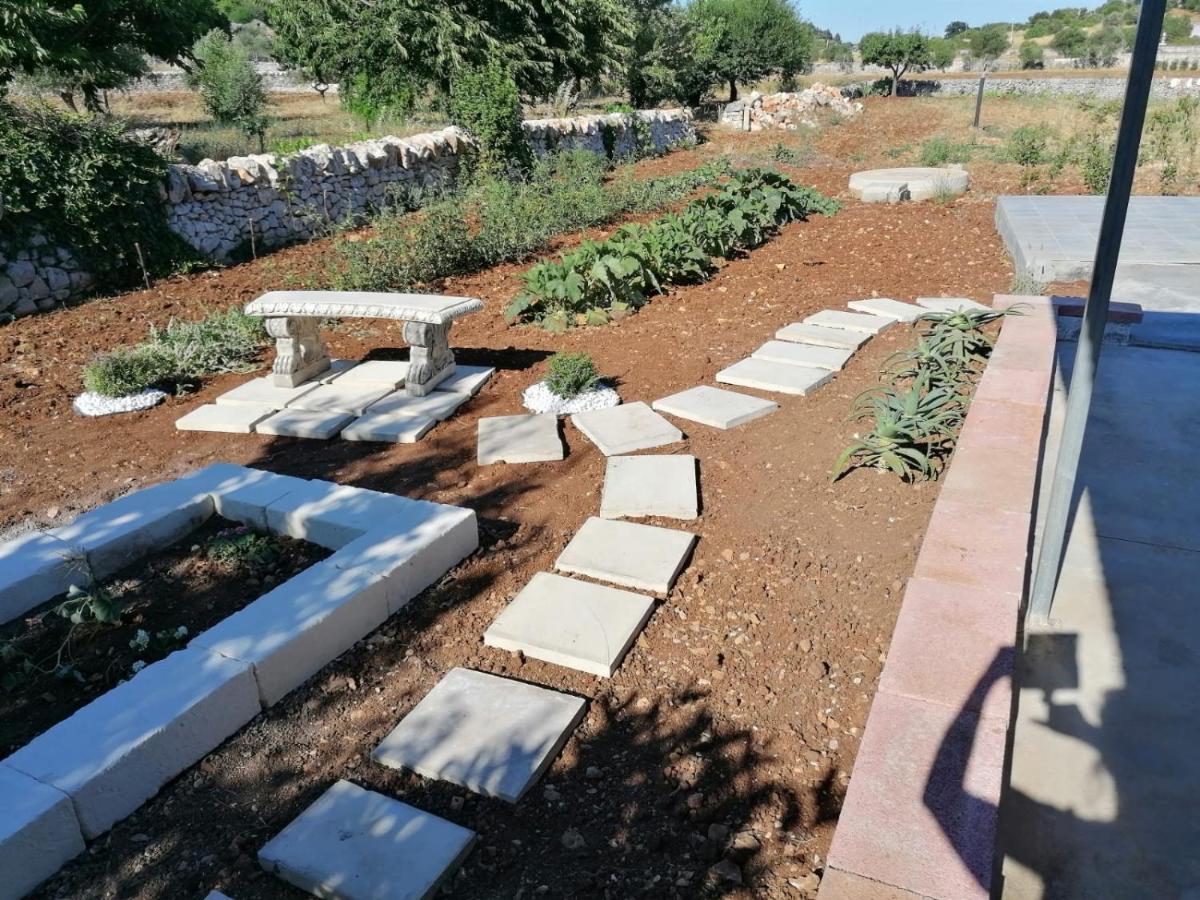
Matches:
[[561, 828, 586, 850], [731, 832, 760, 852], [543, 785, 562, 803], [789, 872, 822, 893], [449, 796, 465, 813], [131, 834, 151, 843], [585, 766, 602, 780], [707, 823, 730, 844], [710, 859, 743, 885], [686, 792, 705, 810]]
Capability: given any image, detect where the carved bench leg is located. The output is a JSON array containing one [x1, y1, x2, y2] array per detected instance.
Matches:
[[265, 317, 331, 388], [404, 321, 455, 396]]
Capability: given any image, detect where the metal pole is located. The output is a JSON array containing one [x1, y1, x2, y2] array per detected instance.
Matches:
[[973, 74, 987, 128], [1028, 0, 1166, 625]]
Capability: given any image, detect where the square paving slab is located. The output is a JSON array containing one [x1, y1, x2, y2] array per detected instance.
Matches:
[[774, 323, 870, 350], [477, 414, 564, 464], [716, 358, 834, 396], [571, 402, 683, 456], [847, 298, 924, 322], [315, 359, 360, 383], [652, 385, 777, 430], [484, 572, 656, 677], [254, 408, 354, 440], [805, 309, 893, 334], [286, 383, 395, 416], [555, 516, 696, 593], [258, 779, 476, 900], [372, 668, 586, 802], [175, 404, 275, 434], [752, 340, 853, 371], [435, 365, 495, 396], [214, 377, 318, 408], [916, 297, 991, 312], [327, 359, 410, 388], [367, 390, 468, 421], [600, 455, 698, 520], [341, 410, 436, 444]]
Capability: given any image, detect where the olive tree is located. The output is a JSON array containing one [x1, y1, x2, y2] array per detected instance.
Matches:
[[685, 0, 813, 102], [859, 30, 930, 98]]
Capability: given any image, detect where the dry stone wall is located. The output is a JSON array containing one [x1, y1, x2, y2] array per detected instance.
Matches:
[[0, 109, 694, 319], [893, 75, 1200, 100]]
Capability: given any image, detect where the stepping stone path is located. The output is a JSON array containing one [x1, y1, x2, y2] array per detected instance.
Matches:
[[716, 357, 834, 396], [847, 298, 925, 322], [600, 454, 698, 520], [804, 309, 893, 334], [177, 361, 493, 444], [571, 402, 683, 456], [258, 780, 476, 900], [555, 516, 696, 593], [483, 572, 656, 677], [653, 385, 778, 430], [372, 668, 587, 802], [752, 340, 852, 371], [775, 322, 870, 350], [477, 414, 564, 464]]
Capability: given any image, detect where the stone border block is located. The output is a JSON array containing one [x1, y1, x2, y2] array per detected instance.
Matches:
[[0, 765, 86, 900], [0, 531, 82, 626]]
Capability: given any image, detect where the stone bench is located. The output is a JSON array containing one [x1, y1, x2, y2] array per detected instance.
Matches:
[[244, 291, 484, 396]]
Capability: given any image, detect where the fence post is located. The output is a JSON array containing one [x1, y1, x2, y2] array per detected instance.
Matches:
[[973, 74, 988, 128]]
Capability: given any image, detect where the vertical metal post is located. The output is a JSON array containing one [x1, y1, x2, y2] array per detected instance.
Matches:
[[973, 74, 987, 128], [1028, 0, 1166, 625]]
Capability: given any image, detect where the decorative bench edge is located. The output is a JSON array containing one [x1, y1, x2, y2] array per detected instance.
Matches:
[[245, 291, 485, 325]]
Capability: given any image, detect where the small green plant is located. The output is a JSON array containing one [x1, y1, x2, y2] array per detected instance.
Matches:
[[55, 582, 120, 626], [82, 345, 178, 396], [833, 415, 938, 483], [188, 29, 268, 148], [1, 642, 36, 692], [206, 525, 279, 571], [771, 142, 800, 163], [920, 137, 973, 167], [918, 307, 1019, 370], [545, 352, 601, 398]]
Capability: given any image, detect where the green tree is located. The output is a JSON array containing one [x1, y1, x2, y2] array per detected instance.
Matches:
[[944, 20, 969, 39], [686, 0, 813, 101], [859, 29, 930, 98], [1052, 24, 1088, 58], [449, 59, 530, 177], [967, 25, 1009, 65], [1085, 25, 1124, 67], [1163, 13, 1193, 43], [626, 0, 722, 106], [928, 37, 956, 70], [1019, 41, 1045, 69], [188, 29, 267, 147]]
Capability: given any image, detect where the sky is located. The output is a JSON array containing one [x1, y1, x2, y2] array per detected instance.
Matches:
[[802, 0, 1059, 42]]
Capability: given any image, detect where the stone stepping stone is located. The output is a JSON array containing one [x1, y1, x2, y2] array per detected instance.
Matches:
[[600, 455, 698, 520], [372, 668, 586, 802], [752, 340, 853, 371], [805, 309, 893, 334], [258, 779, 475, 900], [477, 414, 564, 464], [555, 516, 696, 593], [916, 297, 991, 313], [175, 404, 275, 434], [847, 298, 925, 322], [214, 377, 318, 408], [484, 572, 655, 677], [255, 408, 354, 440], [435, 365, 495, 397], [775, 323, 870, 350], [341, 410, 436, 444], [327, 359, 410, 388], [652, 385, 777, 430], [571, 402, 683, 456], [286, 383, 395, 416], [716, 358, 834, 396], [367, 390, 468, 421], [315, 359, 360, 383]]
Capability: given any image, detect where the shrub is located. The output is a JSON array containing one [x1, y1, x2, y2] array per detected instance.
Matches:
[[82, 345, 178, 396], [919, 137, 973, 167], [545, 353, 600, 398], [1006, 126, 1050, 167], [449, 59, 531, 178], [188, 29, 268, 146]]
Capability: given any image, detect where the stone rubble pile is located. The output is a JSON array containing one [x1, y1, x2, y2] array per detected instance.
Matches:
[[721, 84, 863, 131]]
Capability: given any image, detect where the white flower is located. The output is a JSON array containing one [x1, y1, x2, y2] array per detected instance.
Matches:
[[129, 629, 150, 651]]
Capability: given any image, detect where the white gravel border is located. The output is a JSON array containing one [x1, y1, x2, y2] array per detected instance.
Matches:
[[522, 381, 621, 416], [73, 390, 168, 417]]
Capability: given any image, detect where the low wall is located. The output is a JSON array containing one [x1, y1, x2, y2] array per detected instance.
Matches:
[[896, 75, 1200, 100], [0, 109, 694, 319]]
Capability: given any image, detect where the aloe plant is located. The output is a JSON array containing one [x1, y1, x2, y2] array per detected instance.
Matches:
[[833, 414, 939, 483], [849, 373, 964, 442]]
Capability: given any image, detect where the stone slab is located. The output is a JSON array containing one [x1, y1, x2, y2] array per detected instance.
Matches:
[[0, 530, 83, 626], [805, 310, 893, 334], [652, 385, 777, 430], [258, 779, 476, 900], [434, 364, 495, 397], [191, 558, 389, 707], [254, 408, 355, 440], [752, 340, 853, 371], [207, 469, 311, 532], [916, 297, 991, 313], [366, 389, 468, 421], [372, 668, 587, 802], [600, 455, 698, 520], [327, 359, 410, 388], [316, 358, 360, 383], [847, 298, 925, 322], [286, 383, 395, 416], [774, 323, 871, 350], [715, 358, 834, 396], [175, 403, 276, 434], [214, 377, 318, 408], [849, 166, 969, 202], [247, 290, 484, 324], [477, 414, 564, 465], [0, 765, 85, 900], [570, 402, 683, 456], [4, 646, 260, 838], [340, 410, 437, 444], [555, 516, 696, 594], [484, 572, 656, 677]]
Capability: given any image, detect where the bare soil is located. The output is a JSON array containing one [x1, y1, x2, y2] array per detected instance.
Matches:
[[7, 101, 1021, 899]]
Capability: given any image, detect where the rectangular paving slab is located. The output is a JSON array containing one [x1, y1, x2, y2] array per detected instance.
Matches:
[[435, 365, 495, 397], [916, 297, 991, 312], [340, 410, 437, 444], [847, 298, 925, 322], [555, 516, 696, 593], [716, 358, 834, 396], [259, 779, 476, 900], [652, 385, 777, 430], [367, 389, 468, 421], [805, 310, 893, 334], [774, 323, 870, 350], [214, 377, 319, 408], [571, 402, 683, 456], [600, 455, 698, 520], [752, 340, 853, 371], [484, 572, 656, 677], [326, 359, 410, 388], [286, 383, 396, 416], [372, 668, 587, 802], [175, 403, 276, 434], [478, 414, 564, 464], [254, 408, 354, 440]]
